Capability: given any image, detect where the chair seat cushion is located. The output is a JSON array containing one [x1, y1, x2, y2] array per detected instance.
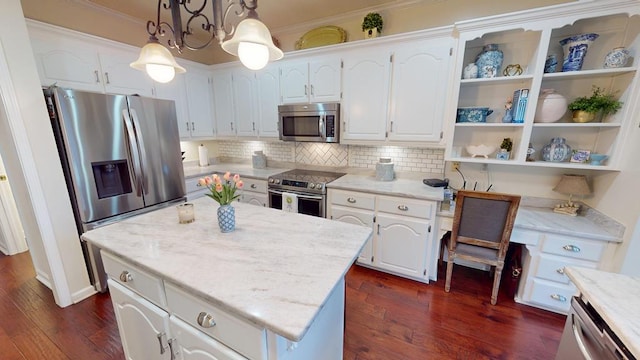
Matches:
[[456, 243, 499, 261]]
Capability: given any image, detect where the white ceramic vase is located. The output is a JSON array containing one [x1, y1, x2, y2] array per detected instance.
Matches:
[[534, 89, 567, 123]]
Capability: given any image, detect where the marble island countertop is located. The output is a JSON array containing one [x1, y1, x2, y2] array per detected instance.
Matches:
[[82, 198, 372, 342], [565, 267, 640, 358]]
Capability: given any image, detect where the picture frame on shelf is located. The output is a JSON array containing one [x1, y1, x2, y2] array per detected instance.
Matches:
[[570, 150, 591, 163]]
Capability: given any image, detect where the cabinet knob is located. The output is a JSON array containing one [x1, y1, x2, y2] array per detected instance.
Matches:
[[550, 294, 567, 302], [556, 267, 565, 275], [562, 244, 581, 253], [251, 184, 257, 189], [197, 312, 216, 328], [119, 270, 133, 282], [398, 205, 409, 211], [347, 197, 356, 203]]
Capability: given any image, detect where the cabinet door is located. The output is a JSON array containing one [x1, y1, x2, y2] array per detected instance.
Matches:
[[232, 69, 258, 137], [309, 57, 341, 102], [330, 206, 374, 264], [342, 48, 390, 141], [388, 38, 451, 142], [154, 76, 191, 139], [240, 193, 268, 207], [375, 213, 430, 279], [30, 35, 104, 92], [108, 279, 172, 360], [280, 61, 309, 104], [99, 50, 154, 96], [212, 70, 236, 137], [170, 316, 246, 360], [256, 65, 281, 138], [186, 68, 216, 138]]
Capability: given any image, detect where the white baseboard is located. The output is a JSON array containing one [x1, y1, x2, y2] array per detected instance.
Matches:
[[72, 285, 97, 304]]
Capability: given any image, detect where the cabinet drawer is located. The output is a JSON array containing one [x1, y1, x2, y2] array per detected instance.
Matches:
[[535, 254, 597, 284], [185, 177, 204, 193], [529, 278, 576, 313], [377, 196, 434, 219], [541, 235, 605, 262], [243, 178, 267, 194], [102, 250, 167, 309], [330, 190, 375, 210], [165, 283, 267, 360]]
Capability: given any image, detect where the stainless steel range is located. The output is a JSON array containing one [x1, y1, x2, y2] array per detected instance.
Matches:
[[268, 169, 345, 217]]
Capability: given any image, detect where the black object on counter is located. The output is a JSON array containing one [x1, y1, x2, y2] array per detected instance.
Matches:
[[423, 178, 449, 187]]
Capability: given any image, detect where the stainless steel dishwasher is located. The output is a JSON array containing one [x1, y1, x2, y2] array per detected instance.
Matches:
[[555, 296, 635, 360]]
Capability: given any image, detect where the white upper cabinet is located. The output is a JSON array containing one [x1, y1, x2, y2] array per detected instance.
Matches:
[[153, 75, 191, 138], [28, 23, 153, 96], [256, 64, 281, 138], [184, 67, 215, 138], [211, 70, 236, 137], [280, 57, 341, 104], [388, 38, 451, 142], [341, 46, 391, 141], [445, 0, 640, 170], [232, 68, 259, 137]]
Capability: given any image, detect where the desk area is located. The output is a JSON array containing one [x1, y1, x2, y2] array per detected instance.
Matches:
[[437, 200, 623, 314]]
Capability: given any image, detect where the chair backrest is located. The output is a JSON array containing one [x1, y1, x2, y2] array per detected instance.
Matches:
[[450, 190, 521, 260]]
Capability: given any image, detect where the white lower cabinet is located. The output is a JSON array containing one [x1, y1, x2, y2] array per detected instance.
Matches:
[[239, 178, 268, 207], [170, 316, 247, 360], [328, 189, 436, 283]]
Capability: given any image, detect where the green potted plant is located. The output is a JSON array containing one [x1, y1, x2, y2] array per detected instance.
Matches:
[[567, 86, 622, 123], [497, 138, 513, 160], [362, 12, 383, 39]]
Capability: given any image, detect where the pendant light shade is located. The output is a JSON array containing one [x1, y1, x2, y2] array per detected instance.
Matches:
[[130, 38, 186, 83], [221, 18, 283, 70]]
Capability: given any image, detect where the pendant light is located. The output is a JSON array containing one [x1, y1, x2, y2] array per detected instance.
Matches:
[[130, 35, 186, 83], [221, 11, 283, 70]]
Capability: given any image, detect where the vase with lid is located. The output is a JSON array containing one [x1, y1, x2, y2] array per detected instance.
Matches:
[[560, 33, 599, 72], [534, 89, 567, 123], [541, 137, 572, 162], [475, 44, 503, 78], [603, 47, 630, 68]]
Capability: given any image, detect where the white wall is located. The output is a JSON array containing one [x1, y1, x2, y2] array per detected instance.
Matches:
[[0, 0, 94, 306]]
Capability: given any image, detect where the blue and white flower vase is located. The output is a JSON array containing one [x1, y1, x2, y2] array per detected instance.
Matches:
[[217, 205, 235, 233], [544, 54, 558, 73], [603, 47, 630, 68], [476, 44, 504, 78], [541, 137, 572, 162], [502, 110, 513, 123], [560, 33, 599, 72]]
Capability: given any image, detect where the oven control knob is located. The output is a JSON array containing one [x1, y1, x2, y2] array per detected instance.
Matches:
[[309, 183, 315, 189], [275, 179, 281, 184], [268, 178, 274, 183]]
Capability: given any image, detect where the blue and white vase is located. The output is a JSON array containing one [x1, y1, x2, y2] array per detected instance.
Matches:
[[217, 205, 235, 233], [603, 47, 630, 68], [560, 33, 599, 72], [544, 54, 558, 73], [541, 137, 572, 162], [476, 44, 504, 78]]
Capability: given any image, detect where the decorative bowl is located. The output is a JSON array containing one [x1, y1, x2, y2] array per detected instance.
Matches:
[[589, 153, 608, 165], [466, 144, 496, 158], [456, 107, 494, 123]]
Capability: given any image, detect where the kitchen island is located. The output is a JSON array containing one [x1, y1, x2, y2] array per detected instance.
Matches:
[[82, 198, 373, 360]]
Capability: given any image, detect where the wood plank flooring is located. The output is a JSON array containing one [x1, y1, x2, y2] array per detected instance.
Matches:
[[0, 251, 565, 359]]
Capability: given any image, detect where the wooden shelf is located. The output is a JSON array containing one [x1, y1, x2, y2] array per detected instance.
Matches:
[[532, 122, 621, 128], [460, 74, 534, 87], [542, 67, 636, 81], [446, 157, 619, 171], [455, 122, 525, 127]]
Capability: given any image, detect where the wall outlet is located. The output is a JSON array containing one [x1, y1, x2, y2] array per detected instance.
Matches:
[[451, 161, 460, 171]]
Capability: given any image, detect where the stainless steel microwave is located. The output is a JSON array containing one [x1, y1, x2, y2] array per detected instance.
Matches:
[[278, 103, 340, 143]]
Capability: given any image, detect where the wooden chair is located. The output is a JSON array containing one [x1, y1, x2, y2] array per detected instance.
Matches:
[[444, 190, 521, 305]]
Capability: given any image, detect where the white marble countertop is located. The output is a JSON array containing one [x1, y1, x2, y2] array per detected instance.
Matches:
[[514, 207, 619, 242], [327, 174, 444, 201], [565, 267, 640, 358], [184, 163, 291, 180], [82, 198, 372, 342]]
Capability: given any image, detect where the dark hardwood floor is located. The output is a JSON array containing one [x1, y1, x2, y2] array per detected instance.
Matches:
[[0, 251, 565, 359]]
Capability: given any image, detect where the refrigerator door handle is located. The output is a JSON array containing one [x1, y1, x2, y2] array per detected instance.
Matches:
[[128, 109, 149, 194], [122, 109, 144, 196]]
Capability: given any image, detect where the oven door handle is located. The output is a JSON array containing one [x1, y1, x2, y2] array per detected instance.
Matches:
[[268, 189, 323, 201]]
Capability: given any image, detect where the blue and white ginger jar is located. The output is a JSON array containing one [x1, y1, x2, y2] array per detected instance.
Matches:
[[603, 47, 630, 68], [541, 137, 572, 162], [475, 44, 503, 78]]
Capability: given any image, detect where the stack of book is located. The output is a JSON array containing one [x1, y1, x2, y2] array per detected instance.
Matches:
[[511, 88, 529, 123]]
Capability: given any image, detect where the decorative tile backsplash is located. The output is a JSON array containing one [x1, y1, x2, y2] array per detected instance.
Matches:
[[215, 141, 444, 174]]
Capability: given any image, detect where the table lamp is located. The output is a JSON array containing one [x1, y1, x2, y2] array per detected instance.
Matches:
[[552, 174, 591, 216]]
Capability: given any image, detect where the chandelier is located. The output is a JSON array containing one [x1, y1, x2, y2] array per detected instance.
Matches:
[[130, 0, 283, 83]]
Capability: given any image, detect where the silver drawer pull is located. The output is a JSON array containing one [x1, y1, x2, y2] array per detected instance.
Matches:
[[556, 267, 565, 275], [550, 294, 567, 302], [347, 197, 356, 203], [251, 184, 257, 189], [563, 245, 581, 253], [119, 270, 133, 282], [197, 312, 216, 328], [398, 205, 409, 211]]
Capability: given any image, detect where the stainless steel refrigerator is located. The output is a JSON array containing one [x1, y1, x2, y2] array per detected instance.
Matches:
[[45, 87, 186, 291]]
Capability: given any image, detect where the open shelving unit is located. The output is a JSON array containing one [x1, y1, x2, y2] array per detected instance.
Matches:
[[444, 0, 640, 171]]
